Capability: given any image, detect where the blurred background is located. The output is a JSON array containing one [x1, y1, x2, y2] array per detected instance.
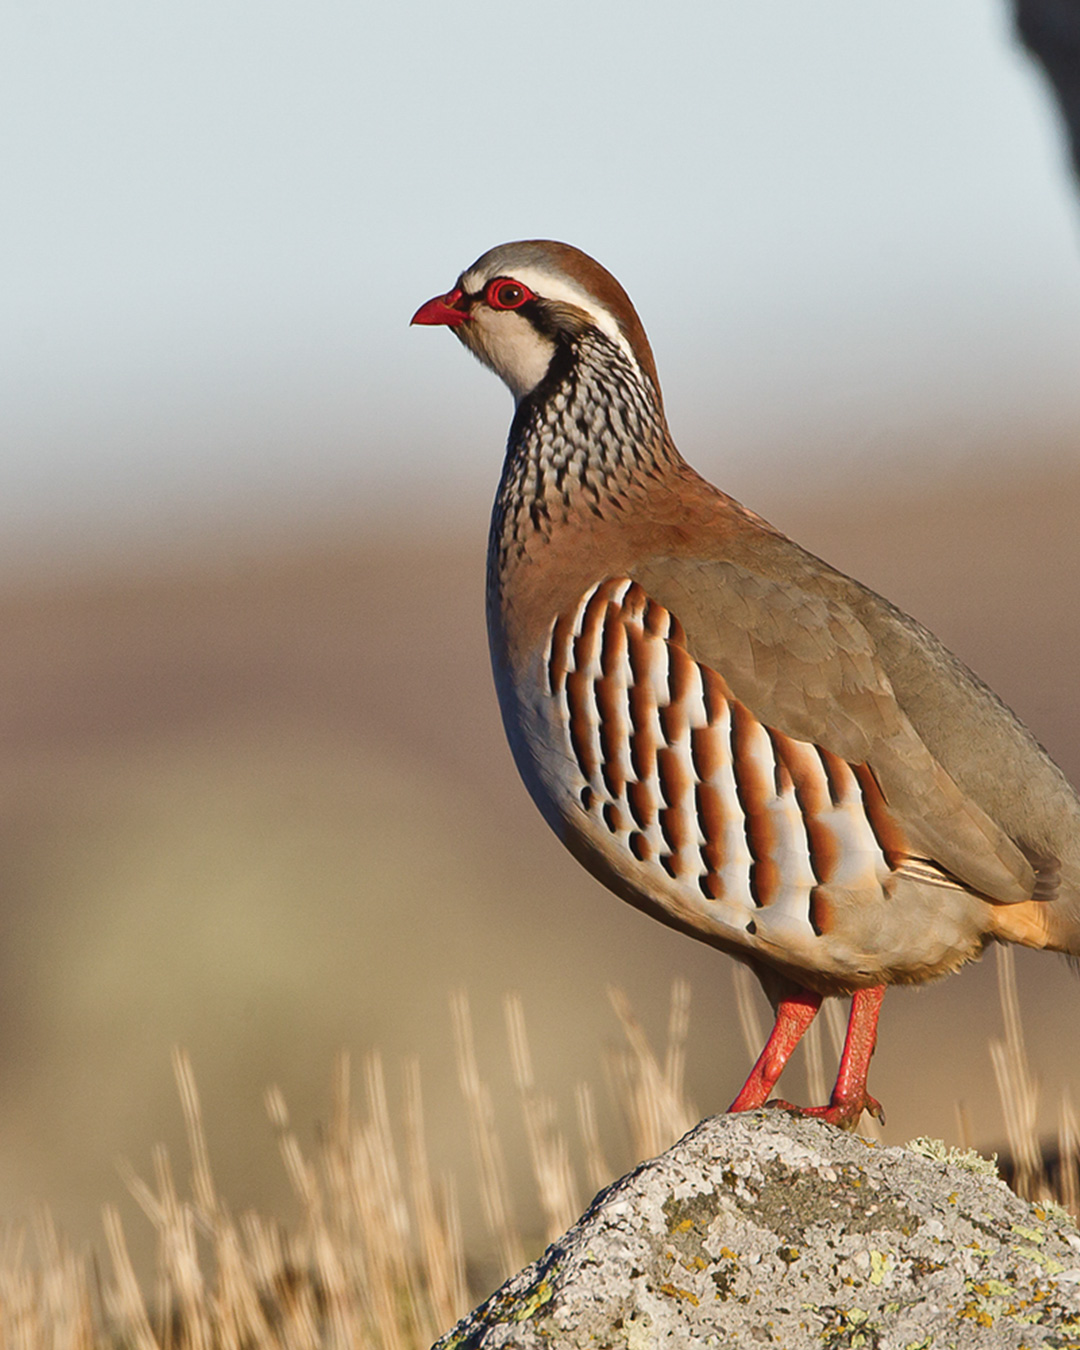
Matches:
[[2, 0, 1080, 1272]]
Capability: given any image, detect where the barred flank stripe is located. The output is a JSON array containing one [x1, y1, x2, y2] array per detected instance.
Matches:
[[772, 731, 839, 884], [730, 701, 780, 907], [565, 669, 600, 782], [853, 762, 907, 870], [545, 610, 575, 695], [546, 578, 907, 939]]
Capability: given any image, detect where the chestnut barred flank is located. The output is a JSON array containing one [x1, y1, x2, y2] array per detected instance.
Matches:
[[543, 578, 927, 956]]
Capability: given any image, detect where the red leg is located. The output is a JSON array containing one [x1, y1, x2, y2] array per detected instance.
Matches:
[[830, 985, 885, 1121], [768, 986, 887, 1130], [728, 989, 822, 1111]]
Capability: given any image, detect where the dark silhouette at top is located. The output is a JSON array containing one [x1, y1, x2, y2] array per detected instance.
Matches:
[[1017, 0, 1080, 185]]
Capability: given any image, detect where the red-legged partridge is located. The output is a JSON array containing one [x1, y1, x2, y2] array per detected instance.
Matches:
[[412, 240, 1080, 1129]]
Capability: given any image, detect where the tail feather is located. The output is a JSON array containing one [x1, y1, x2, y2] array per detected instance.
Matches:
[[987, 887, 1080, 957]]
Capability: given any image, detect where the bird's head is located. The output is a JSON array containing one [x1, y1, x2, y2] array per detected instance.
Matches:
[[411, 240, 661, 406]]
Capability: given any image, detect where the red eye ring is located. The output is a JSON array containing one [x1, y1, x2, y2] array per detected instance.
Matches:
[[485, 277, 534, 310]]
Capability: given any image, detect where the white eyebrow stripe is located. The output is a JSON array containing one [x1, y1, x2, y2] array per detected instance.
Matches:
[[460, 265, 640, 373]]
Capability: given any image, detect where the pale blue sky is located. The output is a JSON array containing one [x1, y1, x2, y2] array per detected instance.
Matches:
[[2, 1, 1078, 563]]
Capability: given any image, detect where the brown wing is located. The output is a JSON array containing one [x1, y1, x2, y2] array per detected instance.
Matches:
[[629, 554, 1040, 905]]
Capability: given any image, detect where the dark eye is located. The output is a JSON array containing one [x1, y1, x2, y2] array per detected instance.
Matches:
[[486, 278, 533, 310]]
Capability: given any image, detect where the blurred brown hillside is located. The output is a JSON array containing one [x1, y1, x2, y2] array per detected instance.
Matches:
[[0, 452, 1079, 1261]]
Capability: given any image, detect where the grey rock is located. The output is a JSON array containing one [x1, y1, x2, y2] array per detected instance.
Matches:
[[433, 1111, 1080, 1349]]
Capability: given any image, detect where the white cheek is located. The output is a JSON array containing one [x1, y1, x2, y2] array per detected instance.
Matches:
[[469, 312, 556, 401]]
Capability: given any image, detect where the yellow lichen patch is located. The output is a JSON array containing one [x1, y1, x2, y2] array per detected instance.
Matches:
[[657, 1283, 700, 1306], [957, 1303, 995, 1327]]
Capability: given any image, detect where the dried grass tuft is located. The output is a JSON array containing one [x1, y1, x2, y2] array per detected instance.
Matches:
[[0, 970, 1076, 1349], [605, 980, 697, 1161], [989, 945, 1079, 1214]]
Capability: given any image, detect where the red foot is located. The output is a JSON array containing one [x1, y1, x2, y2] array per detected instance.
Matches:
[[728, 985, 886, 1130], [763, 1090, 885, 1131]]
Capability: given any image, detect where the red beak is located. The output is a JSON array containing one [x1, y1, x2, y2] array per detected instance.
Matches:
[[411, 287, 470, 328]]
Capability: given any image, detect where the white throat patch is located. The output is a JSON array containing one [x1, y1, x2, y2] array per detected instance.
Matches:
[[459, 310, 556, 402]]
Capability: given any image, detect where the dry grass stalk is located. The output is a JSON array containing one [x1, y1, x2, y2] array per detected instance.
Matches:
[[804, 1017, 827, 1108], [401, 1058, 468, 1335], [663, 977, 691, 1112], [503, 993, 582, 1241], [574, 1081, 611, 1197], [1053, 1090, 1080, 1220], [954, 1100, 974, 1151], [983, 946, 1080, 1217], [732, 963, 764, 1067], [1058, 1092, 1080, 1219], [821, 997, 846, 1063], [0, 1216, 96, 1350], [605, 981, 697, 1161], [100, 1204, 157, 1350], [31, 1213, 96, 1350], [449, 990, 525, 1280], [274, 1056, 397, 1350], [989, 945, 1050, 1201]]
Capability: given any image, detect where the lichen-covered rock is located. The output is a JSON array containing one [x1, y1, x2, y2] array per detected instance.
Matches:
[[433, 1111, 1080, 1349]]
